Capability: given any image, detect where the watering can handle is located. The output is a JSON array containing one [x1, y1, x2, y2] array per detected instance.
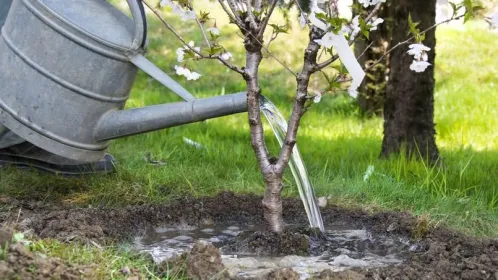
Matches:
[[125, 0, 196, 102], [126, 0, 148, 50]]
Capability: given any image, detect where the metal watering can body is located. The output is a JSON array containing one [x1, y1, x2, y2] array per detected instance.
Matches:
[[0, 0, 247, 162]]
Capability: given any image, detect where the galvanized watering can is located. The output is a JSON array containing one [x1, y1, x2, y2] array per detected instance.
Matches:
[[0, 0, 247, 162]]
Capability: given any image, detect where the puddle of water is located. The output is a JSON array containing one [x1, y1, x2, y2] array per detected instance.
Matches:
[[134, 225, 411, 279]]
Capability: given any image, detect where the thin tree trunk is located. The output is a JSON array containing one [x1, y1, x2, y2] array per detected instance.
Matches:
[[381, 0, 440, 162]]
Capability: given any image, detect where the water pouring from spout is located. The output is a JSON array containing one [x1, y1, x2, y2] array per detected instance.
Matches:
[[260, 96, 325, 232]]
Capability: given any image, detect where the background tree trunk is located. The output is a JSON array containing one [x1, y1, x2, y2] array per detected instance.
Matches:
[[355, 4, 392, 117], [381, 0, 440, 162]]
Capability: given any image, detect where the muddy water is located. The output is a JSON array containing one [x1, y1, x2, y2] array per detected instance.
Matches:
[[134, 225, 410, 279]]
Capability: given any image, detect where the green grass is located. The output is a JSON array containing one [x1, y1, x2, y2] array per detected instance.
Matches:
[[1, 2, 498, 277], [28, 240, 160, 279]]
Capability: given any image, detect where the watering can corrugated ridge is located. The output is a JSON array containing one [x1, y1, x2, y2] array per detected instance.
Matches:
[[0, 0, 247, 162]]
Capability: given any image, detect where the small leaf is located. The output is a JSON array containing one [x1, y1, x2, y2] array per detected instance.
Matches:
[[208, 45, 224, 56], [199, 10, 210, 23], [268, 23, 289, 34], [464, 12, 472, 23], [359, 17, 370, 39], [449, 2, 458, 17]]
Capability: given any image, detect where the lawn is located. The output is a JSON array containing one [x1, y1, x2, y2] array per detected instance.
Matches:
[[1, 1, 498, 276]]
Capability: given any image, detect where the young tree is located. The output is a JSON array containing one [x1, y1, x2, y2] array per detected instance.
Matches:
[[144, 0, 478, 232]]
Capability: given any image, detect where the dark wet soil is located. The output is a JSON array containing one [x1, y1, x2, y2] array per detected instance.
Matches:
[[1, 191, 498, 279], [221, 228, 312, 256]]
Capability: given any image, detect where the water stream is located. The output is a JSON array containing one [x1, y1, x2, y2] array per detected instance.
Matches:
[[260, 97, 325, 232]]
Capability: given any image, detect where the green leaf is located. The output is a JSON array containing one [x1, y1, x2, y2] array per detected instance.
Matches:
[[448, 2, 458, 17], [327, 17, 349, 34], [268, 23, 289, 34], [332, 64, 348, 75], [359, 17, 370, 40], [199, 10, 210, 24], [464, 11, 472, 23], [208, 45, 224, 56], [407, 13, 423, 40]]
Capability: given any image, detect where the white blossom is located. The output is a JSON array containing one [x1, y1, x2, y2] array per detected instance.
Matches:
[[299, 13, 308, 29], [491, 12, 498, 28], [314, 32, 342, 49], [369, 18, 384, 31], [313, 92, 322, 103], [206, 27, 221, 36], [220, 52, 232, 61], [176, 41, 200, 62], [358, 0, 386, 8], [187, 71, 201, 80], [159, 0, 171, 7], [421, 52, 428, 62], [174, 65, 202, 80], [358, 0, 370, 8], [175, 65, 190, 76], [181, 10, 197, 21], [176, 48, 185, 62], [342, 15, 361, 36], [410, 60, 431, 73], [343, 16, 383, 36], [160, 0, 196, 22], [407, 43, 431, 61]]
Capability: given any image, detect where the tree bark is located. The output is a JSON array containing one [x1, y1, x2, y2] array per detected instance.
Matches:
[[355, 4, 392, 117], [381, 0, 440, 162]]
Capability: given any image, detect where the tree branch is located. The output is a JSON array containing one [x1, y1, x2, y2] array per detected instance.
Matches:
[[194, 16, 212, 49], [227, 0, 244, 22], [364, 14, 465, 72], [257, 0, 279, 37], [275, 28, 322, 172], [218, 0, 244, 27], [142, 0, 245, 75], [254, 0, 262, 12], [245, 51, 271, 171], [245, 0, 258, 29]]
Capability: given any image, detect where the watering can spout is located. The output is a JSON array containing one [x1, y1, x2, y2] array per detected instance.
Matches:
[[94, 92, 248, 141]]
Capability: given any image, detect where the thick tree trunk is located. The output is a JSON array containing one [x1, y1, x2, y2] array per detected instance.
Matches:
[[355, 5, 392, 116], [381, 0, 440, 162]]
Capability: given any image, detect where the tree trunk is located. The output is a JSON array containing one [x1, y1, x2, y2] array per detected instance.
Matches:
[[355, 4, 392, 116], [381, 0, 440, 162], [262, 175, 284, 232]]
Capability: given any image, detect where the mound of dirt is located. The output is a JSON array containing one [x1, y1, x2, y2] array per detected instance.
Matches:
[[0, 228, 93, 280], [1, 192, 498, 279], [222, 229, 311, 256], [158, 240, 229, 280]]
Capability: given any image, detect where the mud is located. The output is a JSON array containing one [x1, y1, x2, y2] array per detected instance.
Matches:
[[1, 192, 498, 279], [221, 229, 311, 256], [0, 228, 93, 279], [156, 240, 229, 280]]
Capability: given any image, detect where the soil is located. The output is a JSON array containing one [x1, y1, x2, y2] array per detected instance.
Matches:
[[0, 228, 94, 279], [1, 191, 498, 279], [157, 240, 229, 280]]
